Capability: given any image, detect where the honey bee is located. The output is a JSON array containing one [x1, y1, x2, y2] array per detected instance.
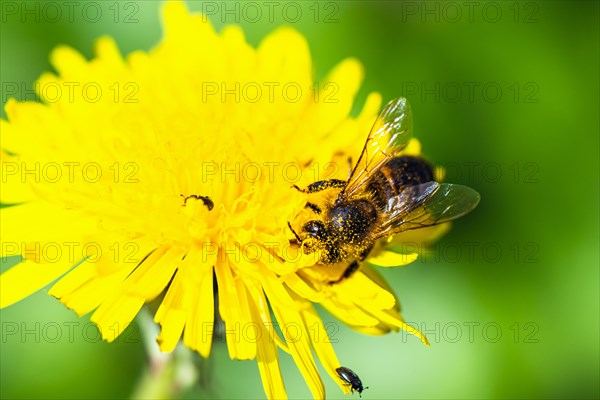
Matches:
[[289, 98, 480, 280]]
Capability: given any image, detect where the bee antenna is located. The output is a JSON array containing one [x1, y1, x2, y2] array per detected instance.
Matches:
[[287, 221, 302, 242]]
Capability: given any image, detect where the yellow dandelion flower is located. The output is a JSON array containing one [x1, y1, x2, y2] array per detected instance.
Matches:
[[1, 1, 479, 399]]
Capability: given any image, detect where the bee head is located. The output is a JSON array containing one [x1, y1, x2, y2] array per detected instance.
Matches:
[[300, 219, 345, 264]]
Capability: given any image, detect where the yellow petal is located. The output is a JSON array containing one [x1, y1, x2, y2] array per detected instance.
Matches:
[[90, 246, 183, 340], [0, 151, 35, 204], [48, 259, 96, 299], [182, 270, 214, 358], [0, 202, 96, 249], [257, 26, 312, 96], [369, 308, 430, 346], [220, 25, 256, 82], [283, 273, 325, 303], [320, 296, 381, 328], [367, 251, 418, 267], [177, 245, 215, 357], [264, 274, 324, 399], [304, 58, 364, 137], [402, 138, 422, 155], [339, 272, 396, 310], [127, 246, 183, 300], [155, 273, 187, 352], [359, 265, 401, 312], [90, 293, 145, 341], [351, 324, 396, 336], [94, 36, 125, 70], [0, 258, 77, 308], [300, 303, 351, 394], [245, 279, 290, 355], [53, 261, 136, 316], [388, 222, 451, 250], [50, 45, 88, 77], [231, 274, 257, 360], [247, 283, 288, 399], [214, 252, 257, 360], [49, 239, 157, 316], [161, 0, 219, 56]]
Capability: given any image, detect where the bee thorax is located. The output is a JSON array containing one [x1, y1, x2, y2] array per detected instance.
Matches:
[[327, 200, 377, 244]]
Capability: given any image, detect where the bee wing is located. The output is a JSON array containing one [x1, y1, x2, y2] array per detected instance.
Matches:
[[375, 182, 480, 238], [339, 97, 413, 200]]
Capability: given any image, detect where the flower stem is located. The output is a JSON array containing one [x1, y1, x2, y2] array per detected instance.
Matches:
[[130, 308, 198, 400]]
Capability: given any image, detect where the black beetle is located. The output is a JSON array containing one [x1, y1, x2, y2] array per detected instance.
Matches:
[[336, 366, 368, 397]]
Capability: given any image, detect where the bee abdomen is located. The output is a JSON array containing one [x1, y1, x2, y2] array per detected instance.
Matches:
[[366, 170, 396, 210], [386, 155, 435, 191], [368, 156, 434, 209]]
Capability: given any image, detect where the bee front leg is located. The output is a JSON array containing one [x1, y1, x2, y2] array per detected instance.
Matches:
[[292, 179, 347, 193], [287, 221, 302, 243], [357, 244, 374, 261], [347, 157, 353, 178], [304, 202, 322, 214]]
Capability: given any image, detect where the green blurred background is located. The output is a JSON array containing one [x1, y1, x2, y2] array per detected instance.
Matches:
[[1, 1, 598, 399]]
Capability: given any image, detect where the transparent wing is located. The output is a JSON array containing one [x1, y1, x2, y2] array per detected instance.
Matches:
[[339, 97, 413, 200], [375, 182, 480, 238]]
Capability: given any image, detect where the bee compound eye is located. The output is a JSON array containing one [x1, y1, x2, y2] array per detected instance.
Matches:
[[302, 220, 326, 240]]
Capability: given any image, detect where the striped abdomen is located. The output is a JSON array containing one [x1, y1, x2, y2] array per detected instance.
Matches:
[[366, 155, 435, 210]]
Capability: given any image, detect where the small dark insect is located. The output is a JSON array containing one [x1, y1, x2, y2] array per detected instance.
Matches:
[[336, 366, 368, 397], [289, 97, 480, 282], [180, 194, 214, 211]]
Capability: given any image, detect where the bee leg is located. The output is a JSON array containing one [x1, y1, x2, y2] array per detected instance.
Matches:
[[305, 202, 322, 214], [287, 221, 302, 242], [357, 244, 374, 261], [181, 194, 214, 211], [329, 260, 360, 284], [302, 158, 314, 168], [347, 157, 353, 178], [292, 179, 347, 193]]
